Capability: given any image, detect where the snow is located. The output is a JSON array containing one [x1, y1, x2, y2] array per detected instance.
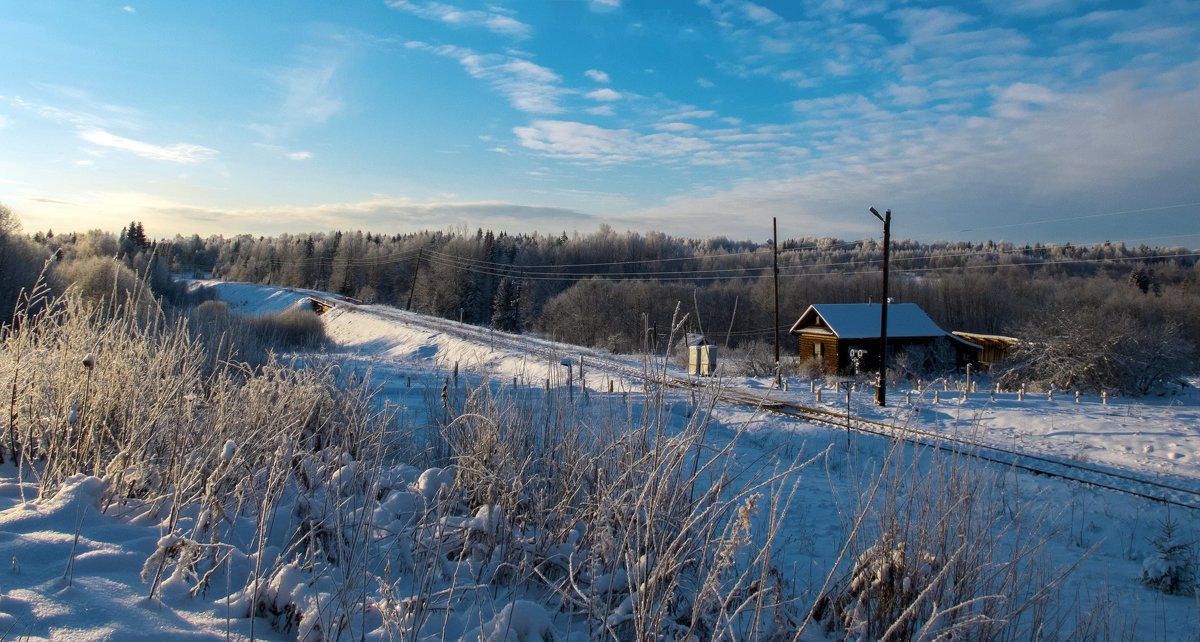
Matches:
[[2, 280, 1199, 639]]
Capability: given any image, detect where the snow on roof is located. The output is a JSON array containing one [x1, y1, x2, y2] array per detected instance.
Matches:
[[789, 303, 953, 340]]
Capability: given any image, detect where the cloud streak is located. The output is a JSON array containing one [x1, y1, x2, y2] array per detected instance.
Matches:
[[387, 1, 532, 39], [410, 42, 567, 113], [78, 130, 217, 163]]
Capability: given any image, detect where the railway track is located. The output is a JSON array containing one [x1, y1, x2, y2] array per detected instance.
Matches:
[[677, 378, 1200, 512], [340, 300, 1200, 512]]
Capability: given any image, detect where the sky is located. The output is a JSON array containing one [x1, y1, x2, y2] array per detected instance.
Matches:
[[1, 0, 1198, 246]]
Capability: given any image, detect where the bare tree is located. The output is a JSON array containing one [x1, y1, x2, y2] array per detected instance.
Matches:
[[999, 305, 1192, 395]]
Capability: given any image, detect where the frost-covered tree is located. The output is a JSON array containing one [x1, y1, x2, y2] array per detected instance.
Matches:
[[998, 304, 1192, 395], [1142, 514, 1196, 595]]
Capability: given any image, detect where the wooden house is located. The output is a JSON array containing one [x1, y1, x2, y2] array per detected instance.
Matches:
[[788, 303, 980, 374]]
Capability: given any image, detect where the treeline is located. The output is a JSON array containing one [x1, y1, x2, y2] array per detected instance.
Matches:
[[4, 207, 1198, 365], [0, 208, 181, 319], [148, 224, 1199, 359]]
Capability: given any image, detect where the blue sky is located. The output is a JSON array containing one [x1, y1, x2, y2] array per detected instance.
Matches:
[[1, 0, 1197, 246]]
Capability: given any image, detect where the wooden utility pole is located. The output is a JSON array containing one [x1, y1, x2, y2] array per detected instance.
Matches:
[[772, 217, 781, 387], [406, 248, 423, 311], [869, 207, 891, 406]]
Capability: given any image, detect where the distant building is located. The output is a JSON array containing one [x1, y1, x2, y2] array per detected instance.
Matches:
[[686, 334, 717, 376], [788, 303, 979, 374]]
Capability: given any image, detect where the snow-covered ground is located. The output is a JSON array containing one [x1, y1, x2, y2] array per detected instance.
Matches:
[[2, 280, 1198, 640]]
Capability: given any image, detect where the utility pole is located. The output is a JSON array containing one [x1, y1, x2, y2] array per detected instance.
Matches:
[[772, 217, 781, 387], [406, 248, 423, 311], [869, 207, 891, 406]]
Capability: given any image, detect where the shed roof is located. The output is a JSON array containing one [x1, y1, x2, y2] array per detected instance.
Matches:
[[789, 303, 954, 340], [951, 331, 1021, 350]]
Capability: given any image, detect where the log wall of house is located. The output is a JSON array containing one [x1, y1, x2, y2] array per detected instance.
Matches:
[[798, 334, 839, 372]]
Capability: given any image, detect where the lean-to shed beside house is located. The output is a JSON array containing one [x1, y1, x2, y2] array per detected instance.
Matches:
[[788, 303, 980, 374], [951, 331, 1021, 370]]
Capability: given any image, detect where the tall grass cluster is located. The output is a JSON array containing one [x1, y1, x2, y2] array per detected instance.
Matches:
[[0, 283, 1126, 640]]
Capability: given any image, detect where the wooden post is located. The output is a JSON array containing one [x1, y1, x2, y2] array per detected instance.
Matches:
[[845, 386, 852, 449], [869, 207, 891, 407], [405, 248, 423, 311], [964, 363, 971, 402], [1102, 391, 1108, 405], [773, 217, 781, 387], [934, 390, 940, 404]]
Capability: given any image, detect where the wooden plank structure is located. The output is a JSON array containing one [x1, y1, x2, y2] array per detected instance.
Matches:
[[789, 303, 980, 375], [951, 331, 1021, 370]]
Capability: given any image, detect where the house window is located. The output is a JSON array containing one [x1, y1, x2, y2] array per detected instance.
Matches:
[[813, 342, 823, 358]]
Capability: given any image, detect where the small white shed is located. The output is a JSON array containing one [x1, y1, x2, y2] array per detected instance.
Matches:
[[686, 334, 717, 376]]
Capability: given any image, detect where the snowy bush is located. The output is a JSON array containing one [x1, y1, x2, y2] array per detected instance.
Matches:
[[1141, 514, 1196, 595]]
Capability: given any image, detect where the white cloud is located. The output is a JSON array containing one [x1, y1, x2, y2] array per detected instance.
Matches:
[[742, 2, 782, 25], [281, 62, 343, 127], [586, 105, 615, 116], [655, 122, 700, 132], [1111, 26, 1193, 45], [887, 84, 931, 106], [626, 64, 1200, 242], [590, 0, 621, 9], [78, 130, 217, 163], [514, 120, 711, 162], [387, 1, 532, 39], [585, 69, 610, 83], [416, 44, 566, 113], [983, 0, 1079, 15], [288, 151, 313, 160], [122, 5, 135, 13], [673, 109, 718, 119], [585, 88, 622, 102], [697, 77, 715, 88], [77, 194, 595, 237]]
